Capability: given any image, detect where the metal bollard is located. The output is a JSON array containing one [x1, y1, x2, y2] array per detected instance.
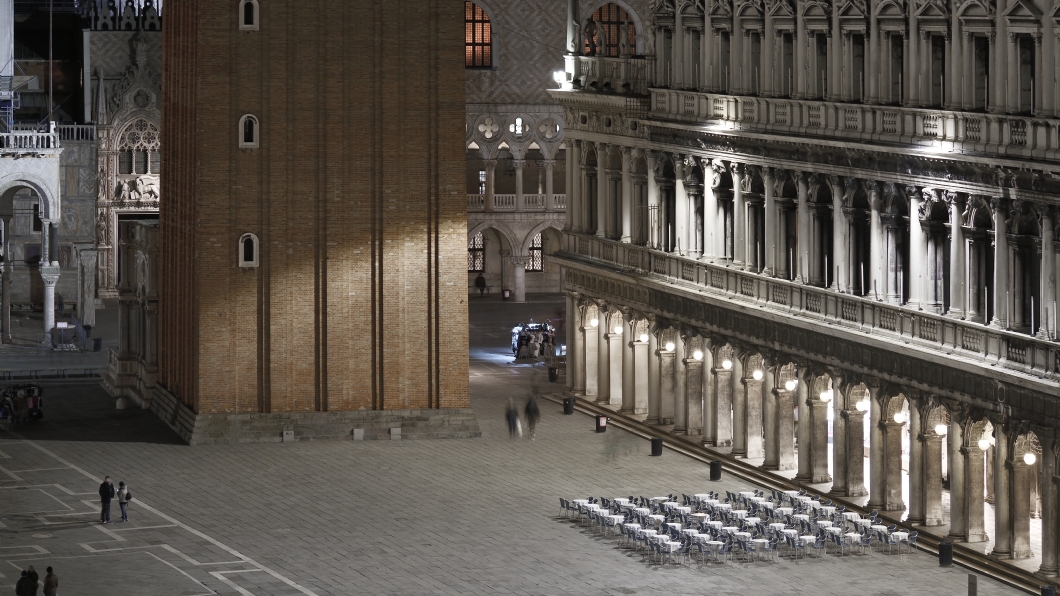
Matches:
[[650, 437, 663, 456], [709, 460, 722, 481], [563, 397, 574, 415], [938, 541, 953, 567], [968, 574, 977, 596], [1042, 585, 1057, 596]]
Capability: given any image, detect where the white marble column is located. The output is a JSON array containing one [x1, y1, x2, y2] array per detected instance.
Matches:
[[484, 159, 497, 213], [948, 413, 967, 540], [947, 193, 967, 318], [674, 156, 688, 255], [672, 331, 687, 433], [41, 264, 59, 345], [763, 168, 776, 276], [598, 309, 611, 404], [647, 152, 660, 249], [584, 307, 599, 397], [731, 354, 747, 456], [703, 161, 719, 262], [565, 144, 577, 229], [632, 327, 649, 415], [796, 172, 811, 283], [732, 163, 747, 269], [868, 181, 884, 300], [620, 147, 632, 242], [596, 143, 608, 238], [567, 294, 582, 394], [866, 382, 885, 509], [510, 256, 528, 303], [620, 318, 636, 414], [513, 159, 526, 211], [607, 320, 623, 407], [907, 187, 926, 308], [647, 329, 662, 423], [992, 423, 1012, 556], [991, 199, 1010, 328], [1039, 207, 1056, 339], [544, 159, 555, 213], [1039, 432, 1058, 575], [795, 366, 813, 482], [658, 334, 676, 425], [762, 358, 778, 468], [882, 401, 905, 511], [830, 176, 847, 291], [685, 339, 704, 436]]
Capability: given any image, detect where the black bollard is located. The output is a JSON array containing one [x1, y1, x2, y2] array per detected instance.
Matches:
[[563, 397, 575, 415], [938, 541, 953, 567], [1042, 586, 1056, 596], [650, 437, 663, 456], [595, 415, 607, 433], [709, 460, 722, 481]]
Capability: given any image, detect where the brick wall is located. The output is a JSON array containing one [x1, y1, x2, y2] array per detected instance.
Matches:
[[161, 0, 469, 415]]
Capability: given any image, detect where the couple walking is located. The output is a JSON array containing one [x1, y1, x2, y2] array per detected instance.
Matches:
[[14, 566, 58, 596], [98, 476, 133, 523], [506, 395, 540, 440]]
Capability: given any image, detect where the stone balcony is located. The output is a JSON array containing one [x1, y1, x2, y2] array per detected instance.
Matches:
[[0, 131, 60, 153], [467, 193, 566, 213], [566, 54, 652, 96], [650, 89, 1060, 161]]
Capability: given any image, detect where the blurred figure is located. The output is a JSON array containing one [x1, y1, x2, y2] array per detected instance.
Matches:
[[524, 395, 540, 440], [505, 398, 520, 439]]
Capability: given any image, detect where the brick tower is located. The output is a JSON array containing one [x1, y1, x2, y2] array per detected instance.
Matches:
[[156, 0, 475, 443]]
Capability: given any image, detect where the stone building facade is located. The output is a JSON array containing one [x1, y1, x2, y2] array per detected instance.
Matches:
[[554, 0, 1060, 580], [156, 0, 476, 443]]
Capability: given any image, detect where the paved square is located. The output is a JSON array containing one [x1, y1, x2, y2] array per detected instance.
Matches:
[[0, 296, 1026, 595]]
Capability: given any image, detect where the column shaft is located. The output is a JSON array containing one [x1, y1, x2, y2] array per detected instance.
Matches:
[[992, 425, 1012, 556], [685, 356, 704, 436], [908, 190, 926, 308], [732, 164, 747, 268], [1039, 433, 1058, 574], [907, 403, 925, 522], [620, 148, 632, 242], [991, 200, 1010, 328], [867, 386, 885, 509], [796, 174, 811, 283], [583, 315, 598, 397], [672, 333, 687, 432], [1040, 210, 1055, 338], [731, 358, 747, 456], [647, 331, 662, 423], [596, 144, 608, 238], [762, 365, 778, 469], [763, 169, 776, 275], [607, 326, 623, 407], [948, 196, 967, 318]]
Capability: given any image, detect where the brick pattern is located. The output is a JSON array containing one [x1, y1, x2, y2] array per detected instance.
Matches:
[[160, 0, 469, 415]]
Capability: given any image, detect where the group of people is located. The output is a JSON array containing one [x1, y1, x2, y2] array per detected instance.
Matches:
[[506, 396, 540, 440], [13, 566, 58, 596], [514, 327, 556, 360], [98, 475, 133, 523], [0, 384, 43, 429]]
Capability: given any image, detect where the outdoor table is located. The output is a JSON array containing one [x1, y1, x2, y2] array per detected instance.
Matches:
[[843, 512, 862, 521], [739, 491, 756, 498], [816, 520, 833, 528], [799, 535, 817, 545], [714, 503, 733, 510], [871, 524, 889, 532], [782, 490, 800, 497], [845, 532, 862, 541], [757, 500, 775, 509], [721, 526, 740, 534], [634, 507, 651, 515], [648, 514, 666, 525], [691, 513, 709, 520], [769, 522, 786, 531], [694, 493, 712, 501], [792, 514, 810, 521], [826, 526, 844, 535], [676, 506, 692, 514], [891, 531, 909, 548], [819, 506, 837, 516], [731, 510, 748, 519], [735, 531, 752, 539], [614, 498, 631, 505], [854, 518, 873, 528], [705, 520, 723, 529], [782, 529, 799, 537], [775, 507, 793, 515], [660, 502, 676, 511], [651, 496, 669, 503], [573, 499, 589, 505], [743, 517, 761, 525], [706, 540, 725, 561], [665, 522, 682, 531]]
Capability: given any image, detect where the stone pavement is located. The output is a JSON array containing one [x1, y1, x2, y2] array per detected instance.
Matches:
[[0, 296, 1024, 595], [0, 300, 118, 378]]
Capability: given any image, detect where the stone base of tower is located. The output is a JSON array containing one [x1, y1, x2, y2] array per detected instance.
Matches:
[[149, 386, 480, 445]]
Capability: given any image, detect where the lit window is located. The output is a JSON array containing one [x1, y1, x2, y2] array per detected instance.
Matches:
[[468, 232, 484, 272], [239, 114, 259, 148], [586, 4, 637, 57], [239, 0, 259, 30], [526, 233, 543, 272], [478, 170, 486, 194], [509, 117, 526, 136], [465, 2, 492, 68], [239, 233, 259, 267]]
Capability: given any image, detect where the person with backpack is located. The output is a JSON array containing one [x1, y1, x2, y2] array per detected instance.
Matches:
[[117, 481, 132, 522]]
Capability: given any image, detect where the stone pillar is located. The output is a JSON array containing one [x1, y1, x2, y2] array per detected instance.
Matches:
[[746, 361, 764, 460], [674, 156, 688, 254], [830, 177, 847, 291], [566, 0, 579, 54], [965, 439, 988, 542], [703, 161, 718, 261], [948, 416, 968, 540], [992, 423, 1012, 556], [732, 163, 747, 268], [731, 355, 748, 456], [762, 360, 778, 469], [1013, 448, 1033, 558], [543, 160, 555, 213], [606, 316, 623, 408], [796, 367, 813, 482], [777, 376, 796, 471], [1, 217, 10, 342], [632, 329, 649, 415], [596, 143, 608, 239], [647, 152, 660, 249], [513, 159, 526, 211], [647, 329, 662, 423], [907, 188, 925, 308], [714, 354, 733, 447], [796, 172, 811, 283], [1006, 33, 1018, 113], [510, 256, 528, 303], [567, 295, 582, 394], [596, 309, 610, 403], [832, 381, 849, 496], [907, 399, 925, 522], [41, 264, 60, 346], [844, 400, 868, 496], [568, 142, 580, 230], [484, 159, 497, 212], [684, 340, 704, 436], [658, 335, 676, 425], [1040, 207, 1056, 339], [947, 193, 967, 318], [618, 318, 634, 413], [763, 168, 776, 276], [1039, 433, 1058, 574], [991, 199, 1010, 328], [867, 382, 885, 510], [620, 147, 632, 242], [883, 409, 906, 511], [810, 386, 832, 484], [923, 427, 945, 525], [868, 183, 884, 301], [584, 307, 599, 397], [672, 331, 686, 432]]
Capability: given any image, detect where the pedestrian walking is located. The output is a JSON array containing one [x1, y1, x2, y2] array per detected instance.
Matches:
[[117, 481, 132, 522], [474, 273, 487, 295], [25, 566, 38, 596], [505, 398, 520, 439], [42, 567, 57, 596], [524, 395, 540, 440], [14, 570, 33, 596], [98, 475, 115, 523]]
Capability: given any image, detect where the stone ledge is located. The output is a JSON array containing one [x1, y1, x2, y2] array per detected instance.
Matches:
[[150, 386, 481, 445]]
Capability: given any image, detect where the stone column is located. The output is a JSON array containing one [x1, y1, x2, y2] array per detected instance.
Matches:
[[965, 439, 988, 542], [41, 264, 60, 346], [832, 381, 850, 496], [674, 156, 688, 254], [796, 172, 811, 283], [583, 307, 599, 397], [484, 159, 497, 212], [647, 329, 662, 423], [731, 355, 748, 456], [544, 160, 555, 213], [923, 426, 945, 525], [883, 408, 906, 511], [844, 399, 868, 496], [1013, 448, 1033, 558], [992, 423, 1012, 556], [732, 163, 747, 268], [991, 199, 1010, 328], [777, 376, 796, 471], [948, 416, 967, 540], [796, 367, 813, 482], [830, 177, 847, 291], [596, 143, 608, 238], [811, 386, 832, 483], [597, 309, 611, 403], [620, 147, 632, 242], [568, 142, 580, 230], [1006, 33, 1018, 113], [659, 335, 676, 425], [620, 318, 636, 414], [1039, 433, 1058, 575], [746, 361, 764, 460], [703, 161, 718, 261], [1, 217, 10, 342], [647, 152, 660, 249], [510, 256, 528, 303], [907, 398, 925, 522], [868, 182, 885, 300], [947, 193, 967, 318], [672, 331, 687, 432], [685, 340, 704, 436], [867, 382, 885, 510], [632, 329, 649, 415], [606, 316, 623, 407], [513, 159, 526, 211], [762, 359, 778, 469], [714, 355, 733, 447], [567, 294, 582, 394], [566, 0, 579, 54], [907, 188, 926, 308], [1040, 207, 1056, 339], [763, 168, 776, 276]]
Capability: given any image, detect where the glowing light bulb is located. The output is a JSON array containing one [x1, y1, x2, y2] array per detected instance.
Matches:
[[721, 359, 733, 370], [639, 333, 649, 343], [665, 342, 675, 352], [935, 423, 948, 436], [784, 379, 797, 392], [893, 411, 906, 423], [819, 391, 830, 402], [693, 350, 704, 361], [1024, 452, 1037, 465], [613, 325, 623, 335], [977, 438, 990, 451], [752, 369, 763, 381], [855, 400, 868, 412], [590, 318, 599, 328]]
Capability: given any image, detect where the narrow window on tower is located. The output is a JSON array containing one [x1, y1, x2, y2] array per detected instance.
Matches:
[[239, 0, 259, 30], [239, 115, 259, 148], [526, 233, 543, 272], [239, 233, 260, 268], [465, 2, 492, 68], [468, 232, 484, 272]]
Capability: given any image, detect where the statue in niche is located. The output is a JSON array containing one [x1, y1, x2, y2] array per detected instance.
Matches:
[[584, 18, 598, 55], [619, 20, 630, 56], [118, 180, 131, 202], [595, 19, 607, 56]]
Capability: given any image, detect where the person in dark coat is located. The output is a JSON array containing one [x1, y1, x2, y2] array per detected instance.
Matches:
[[25, 566, 38, 596], [14, 570, 33, 596], [524, 395, 540, 440], [505, 399, 519, 439], [99, 475, 116, 523], [474, 273, 487, 294]]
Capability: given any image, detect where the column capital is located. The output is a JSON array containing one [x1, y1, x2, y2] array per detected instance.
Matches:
[[511, 159, 526, 167], [482, 159, 498, 168], [542, 159, 556, 170], [39, 265, 60, 284], [509, 255, 530, 266], [989, 196, 1009, 214], [619, 145, 632, 157]]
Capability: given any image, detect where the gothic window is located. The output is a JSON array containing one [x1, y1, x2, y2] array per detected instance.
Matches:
[[468, 232, 484, 272], [117, 119, 161, 175], [239, 114, 259, 148], [526, 233, 543, 271], [465, 2, 492, 68], [239, 233, 260, 267], [585, 4, 637, 57], [239, 0, 259, 30]]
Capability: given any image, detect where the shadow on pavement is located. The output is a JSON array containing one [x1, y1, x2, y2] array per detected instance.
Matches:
[[4, 381, 184, 444]]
